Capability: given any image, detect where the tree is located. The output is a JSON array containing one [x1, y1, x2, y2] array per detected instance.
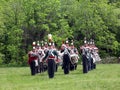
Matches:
[[0, 0, 24, 64]]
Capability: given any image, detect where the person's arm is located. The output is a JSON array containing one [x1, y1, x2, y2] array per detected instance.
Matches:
[[61, 50, 64, 53], [54, 50, 58, 59], [67, 48, 71, 53], [75, 48, 79, 54], [43, 51, 49, 60]]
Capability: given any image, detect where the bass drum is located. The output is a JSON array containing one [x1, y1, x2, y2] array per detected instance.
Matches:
[[70, 54, 78, 64], [70, 54, 79, 71]]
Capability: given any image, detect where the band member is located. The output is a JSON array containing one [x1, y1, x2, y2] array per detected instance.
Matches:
[[43, 43, 58, 78], [91, 39, 101, 69], [70, 43, 79, 70], [90, 49, 96, 69], [28, 47, 39, 75], [61, 44, 71, 74], [88, 47, 94, 70], [87, 42, 92, 71], [36, 44, 45, 73], [65, 40, 70, 50], [81, 39, 89, 73], [52, 42, 59, 72], [44, 41, 49, 54]]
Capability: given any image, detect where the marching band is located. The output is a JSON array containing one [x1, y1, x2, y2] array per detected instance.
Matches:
[[28, 34, 101, 78]]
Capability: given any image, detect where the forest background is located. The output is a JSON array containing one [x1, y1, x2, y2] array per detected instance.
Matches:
[[0, 0, 120, 66]]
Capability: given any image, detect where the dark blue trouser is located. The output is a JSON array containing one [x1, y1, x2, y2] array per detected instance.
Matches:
[[93, 63, 96, 69], [91, 58, 94, 70], [30, 61, 36, 75], [63, 54, 70, 74], [39, 62, 44, 73], [88, 59, 91, 71], [55, 63, 58, 72], [82, 55, 88, 73], [70, 62, 77, 71], [48, 59, 55, 78]]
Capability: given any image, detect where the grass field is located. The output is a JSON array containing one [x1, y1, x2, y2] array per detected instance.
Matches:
[[0, 64, 120, 90]]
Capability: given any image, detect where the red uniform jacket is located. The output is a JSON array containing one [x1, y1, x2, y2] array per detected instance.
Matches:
[[28, 51, 38, 65]]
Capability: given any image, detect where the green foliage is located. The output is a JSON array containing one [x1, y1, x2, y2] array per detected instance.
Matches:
[[0, 0, 120, 66], [0, 53, 4, 64]]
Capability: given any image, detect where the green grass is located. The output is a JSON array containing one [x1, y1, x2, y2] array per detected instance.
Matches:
[[0, 64, 120, 90]]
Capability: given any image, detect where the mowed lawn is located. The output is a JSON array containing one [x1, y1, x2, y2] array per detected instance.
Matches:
[[0, 64, 120, 90]]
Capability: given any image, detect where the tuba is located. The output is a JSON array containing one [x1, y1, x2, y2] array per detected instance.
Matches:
[[48, 34, 53, 43]]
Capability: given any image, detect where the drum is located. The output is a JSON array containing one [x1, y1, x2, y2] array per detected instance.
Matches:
[[70, 54, 79, 64]]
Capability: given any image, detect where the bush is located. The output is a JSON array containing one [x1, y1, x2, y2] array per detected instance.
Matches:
[[0, 53, 4, 65], [22, 54, 28, 66], [99, 56, 118, 64]]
